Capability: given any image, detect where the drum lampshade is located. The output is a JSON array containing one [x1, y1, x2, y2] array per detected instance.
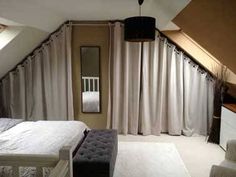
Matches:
[[124, 16, 156, 42]]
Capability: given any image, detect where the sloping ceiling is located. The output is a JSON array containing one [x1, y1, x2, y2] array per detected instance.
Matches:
[[0, 0, 191, 78], [0, 27, 48, 77], [173, 0, 236, 74]]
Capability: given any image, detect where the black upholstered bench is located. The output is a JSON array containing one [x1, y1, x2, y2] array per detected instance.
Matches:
[[73, 129, 118, 177]]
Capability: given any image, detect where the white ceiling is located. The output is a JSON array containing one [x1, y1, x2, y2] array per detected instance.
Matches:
[[0, 0, 191, 32], [0, 17, 22, 26], [0, 0, 191, 78]]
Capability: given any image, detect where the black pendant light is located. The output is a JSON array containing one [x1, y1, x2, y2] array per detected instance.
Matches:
[[124, 0, 156, 42]]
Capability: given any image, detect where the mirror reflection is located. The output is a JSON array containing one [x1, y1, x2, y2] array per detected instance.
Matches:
[[80, 46, 101, 113]]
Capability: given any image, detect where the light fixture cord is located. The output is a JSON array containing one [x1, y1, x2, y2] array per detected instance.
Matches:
[[139, 4, 141, 16], [138, 0, 144, 16]]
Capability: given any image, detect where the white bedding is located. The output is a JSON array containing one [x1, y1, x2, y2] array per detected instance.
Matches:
[[0, 118, 23, 133], [82, 91, 100, 112], [0, 120, 88, 177]]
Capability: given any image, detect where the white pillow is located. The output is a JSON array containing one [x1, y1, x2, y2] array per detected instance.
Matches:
[[0, 118, 24, 133]]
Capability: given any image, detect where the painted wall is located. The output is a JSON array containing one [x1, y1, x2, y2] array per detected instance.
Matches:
[[72, 25, 109, 129], [173, 0, 236, 74]]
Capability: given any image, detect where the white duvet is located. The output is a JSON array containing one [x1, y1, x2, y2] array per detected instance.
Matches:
[[0, 120, 88, 177]]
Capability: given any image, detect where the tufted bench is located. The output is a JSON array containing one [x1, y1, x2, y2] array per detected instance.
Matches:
[[73, 129, 118, 177]]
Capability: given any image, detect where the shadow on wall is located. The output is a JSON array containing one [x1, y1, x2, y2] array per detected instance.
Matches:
[[226, 83, 236, 102], [0, 101, 7, 118]]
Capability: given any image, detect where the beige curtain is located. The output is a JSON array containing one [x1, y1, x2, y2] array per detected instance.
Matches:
[[140, 39, 184, 135], [183, 59, 215, 136], [107, 22, 214, 136], [107, 22, 142, 134], [0, 25, 74, 120]]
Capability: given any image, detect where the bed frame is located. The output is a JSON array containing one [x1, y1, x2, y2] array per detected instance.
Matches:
[[0, 146, 73, 177], [82, 76, 99, 92], [0, 130, 117, 177]]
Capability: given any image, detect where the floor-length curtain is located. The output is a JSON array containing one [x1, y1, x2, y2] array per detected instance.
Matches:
[[0, 24, 74, 121], [107, 22, 142, 134], [140, 39, 184, 135], [207, 79, 214, 134], [107, 22, 214, 136], [183, 59, 214, 136], [139, 37, 161, 135]]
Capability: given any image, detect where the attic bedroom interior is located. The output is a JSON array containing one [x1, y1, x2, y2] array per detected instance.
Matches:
[[0, 0, 236, 177]]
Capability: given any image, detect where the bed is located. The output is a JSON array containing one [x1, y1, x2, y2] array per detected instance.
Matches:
[[82, 76, 100, 112], [0, 118, 88, 177]]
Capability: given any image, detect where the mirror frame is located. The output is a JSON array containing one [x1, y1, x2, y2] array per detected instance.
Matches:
[[80, 46, 101, 114]]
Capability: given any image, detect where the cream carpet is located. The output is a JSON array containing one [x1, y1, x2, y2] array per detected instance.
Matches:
[[114, 142, 191, 177], [118, 134, 225, 177]]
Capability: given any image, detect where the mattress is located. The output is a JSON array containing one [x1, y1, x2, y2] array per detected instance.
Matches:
[[0, 120, 88, 177]]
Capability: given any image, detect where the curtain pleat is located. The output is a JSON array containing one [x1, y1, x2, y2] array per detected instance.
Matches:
[[141, 39, 161, 135], [108, 22, 214, 136], [157, 38, 168, 133], [107, 23, 141, 134], [32, 53, 44, 120], [1, 77, 10, 116], [166, 46, 184, 135], [0, 25, 74, 121], [18, 65, 26, 119], [0, 84, 3, 117], [207, 79, 214, 134]]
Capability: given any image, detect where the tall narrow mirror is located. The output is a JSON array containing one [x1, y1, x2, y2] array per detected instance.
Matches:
[[80, 46, 101, 113]]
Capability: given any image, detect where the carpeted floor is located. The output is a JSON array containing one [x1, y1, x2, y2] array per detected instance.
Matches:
[[118, 134, 225, 177], [114, 142, 190, 177]]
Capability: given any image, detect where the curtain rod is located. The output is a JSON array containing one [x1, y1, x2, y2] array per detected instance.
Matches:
[[0, 20, 214, 81], [156, 28, 215, 78], [68, 21, 214, 80], [65, 20, 124, 26], [67, 20, 124, 24], [0, 20, 121, 81], [66, 20, 215, 77], [0, 20, 115, 80], [67, 23, 109, 26]]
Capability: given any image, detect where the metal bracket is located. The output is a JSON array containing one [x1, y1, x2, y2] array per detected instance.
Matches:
[[138, 0, 144, 6]]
